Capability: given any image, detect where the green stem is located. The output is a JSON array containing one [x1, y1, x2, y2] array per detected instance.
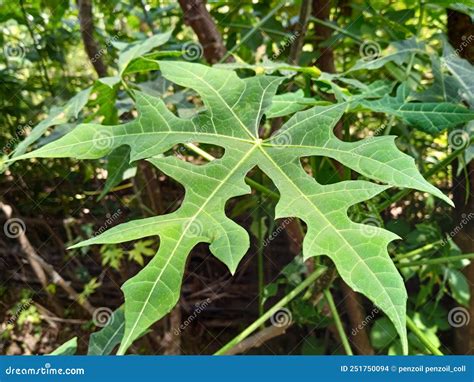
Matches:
[[404, 0, 424, 79], [257, 171, 265, 321], [406, 316, 443, 355], [309, 16, 363, 42], [323, 288, 353, 355], [214, 266, 327, 355], [394, 240, 443, 260], [398, 253, 474, 268], [220, 0, 287, 62]]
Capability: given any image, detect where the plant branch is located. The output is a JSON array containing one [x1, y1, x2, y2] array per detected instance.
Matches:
[[214, 266, 327, 355], [406, 316, 443, 355], [323, 288, 353, 355]]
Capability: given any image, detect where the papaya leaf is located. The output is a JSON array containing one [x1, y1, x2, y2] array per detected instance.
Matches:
[[15, 61, 453, 355], [348, 38, 426, 72]]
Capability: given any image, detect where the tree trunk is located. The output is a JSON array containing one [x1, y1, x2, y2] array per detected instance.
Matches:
[[312, 0, 336, 73], [178, 0, 228, 63], [77, 0, 108, 77], [447, 9, 474, 355]]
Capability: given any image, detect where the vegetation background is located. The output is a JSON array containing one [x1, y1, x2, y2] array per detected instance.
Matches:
[[0, 0, 473, 355]]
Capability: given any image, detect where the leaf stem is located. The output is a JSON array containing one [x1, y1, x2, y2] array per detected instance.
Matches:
[[323, 288, 353, 355], [394, 240, 443, 260], [406, 316, 443, 355], [220, 0, 287, 62], [214, 266, 327, 355], [397, 253, 474, 268]]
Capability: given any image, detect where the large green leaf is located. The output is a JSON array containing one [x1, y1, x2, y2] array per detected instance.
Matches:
[[16, 61, 453, 355]]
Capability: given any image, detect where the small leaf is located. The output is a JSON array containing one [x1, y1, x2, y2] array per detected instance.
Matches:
[[12, 87, 92, 158], [49, 337, 77, 355], [117, 31, 172, 75], [88, 309, 125, 355]]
